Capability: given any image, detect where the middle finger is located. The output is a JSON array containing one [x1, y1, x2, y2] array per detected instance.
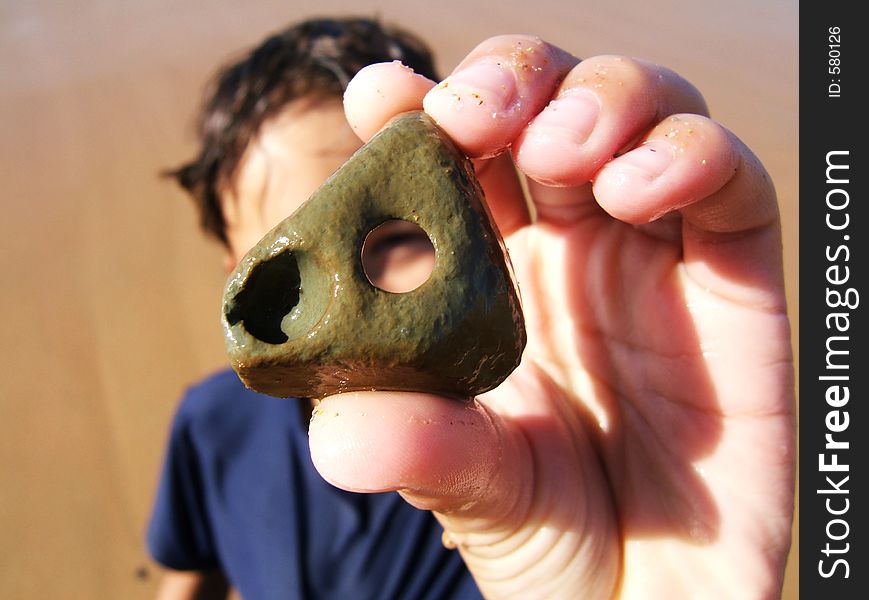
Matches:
[[514, 55, 709, 190]]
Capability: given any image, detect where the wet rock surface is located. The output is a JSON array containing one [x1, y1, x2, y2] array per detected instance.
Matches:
[[222, 111, 526, 399]]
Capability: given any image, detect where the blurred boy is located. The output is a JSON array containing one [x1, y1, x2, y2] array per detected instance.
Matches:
[[150, 14, 795, 600], [148, 18, 479, 600]]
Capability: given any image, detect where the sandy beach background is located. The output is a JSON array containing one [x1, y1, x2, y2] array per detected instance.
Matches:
[[0, 0, 798, 597]]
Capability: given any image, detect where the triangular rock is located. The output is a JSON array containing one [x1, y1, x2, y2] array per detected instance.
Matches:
[[222, 111, 526, 399]]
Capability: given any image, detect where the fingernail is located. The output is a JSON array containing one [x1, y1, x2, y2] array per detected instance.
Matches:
[[526, 89, 599, 144], [619, 140, 675, 178], [444, 62, 516, 110]]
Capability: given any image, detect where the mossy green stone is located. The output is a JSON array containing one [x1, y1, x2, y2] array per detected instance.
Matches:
[[222, 111, 526, 399]]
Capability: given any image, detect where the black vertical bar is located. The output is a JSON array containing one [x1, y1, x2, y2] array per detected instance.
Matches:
[[799, 3, 866, 597]]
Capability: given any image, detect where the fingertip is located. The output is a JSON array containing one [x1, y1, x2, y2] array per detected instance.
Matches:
[[423, 36, 578, 158], [593, 115, 738, 224], [422, 62, 519, 158], [513, 88, 603, 186], [343, 61, 435, 142], [592, 140, 679, 223]]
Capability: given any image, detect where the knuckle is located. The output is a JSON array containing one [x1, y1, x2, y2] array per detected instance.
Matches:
[[460, 35, 577, 79], [652, 113, 718, 140], [570, 55, 652, 90]]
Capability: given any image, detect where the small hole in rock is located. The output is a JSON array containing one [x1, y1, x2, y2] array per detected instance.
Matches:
[[362, 220, 435, 293], [226, 250, 300, 344]]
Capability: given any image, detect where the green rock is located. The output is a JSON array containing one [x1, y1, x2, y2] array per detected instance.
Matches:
[[222, 111, 526, 399]]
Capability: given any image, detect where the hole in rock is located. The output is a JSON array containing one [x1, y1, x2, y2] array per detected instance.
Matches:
[[226, 250, 300, 344], [361, 220, 436, 293]]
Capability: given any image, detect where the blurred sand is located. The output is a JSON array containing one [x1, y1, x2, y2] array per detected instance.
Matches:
[[0, 0, 798, 597]]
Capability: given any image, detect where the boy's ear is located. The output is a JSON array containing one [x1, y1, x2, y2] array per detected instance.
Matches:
[[223, 251, 237, 275]]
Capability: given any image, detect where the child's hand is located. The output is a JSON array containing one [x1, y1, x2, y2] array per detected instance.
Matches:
[[311, 35, 795, 599]]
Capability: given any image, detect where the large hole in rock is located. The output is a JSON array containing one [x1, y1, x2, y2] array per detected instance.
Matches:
[[361, 220, 436, 293], [226, 250, 300, 344]]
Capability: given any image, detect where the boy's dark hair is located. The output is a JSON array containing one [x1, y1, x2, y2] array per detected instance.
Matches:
[[168, 17, 439, 248]]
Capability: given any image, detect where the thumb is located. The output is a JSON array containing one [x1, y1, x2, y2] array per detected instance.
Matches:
[[308, 381, 621, 599], [308, 391, 528, 518]]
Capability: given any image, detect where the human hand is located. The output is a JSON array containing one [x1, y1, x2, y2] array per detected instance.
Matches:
[[309, 36, 795, 599]]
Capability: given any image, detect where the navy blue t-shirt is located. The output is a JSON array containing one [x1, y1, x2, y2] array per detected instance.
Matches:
[[147, 369, 482, 600]]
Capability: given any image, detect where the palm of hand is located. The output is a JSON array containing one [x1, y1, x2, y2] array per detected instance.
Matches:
[[475, 210, 794, 597]]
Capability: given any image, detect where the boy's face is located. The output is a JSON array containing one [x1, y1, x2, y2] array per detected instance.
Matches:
[[221, 97, 363, 266]]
